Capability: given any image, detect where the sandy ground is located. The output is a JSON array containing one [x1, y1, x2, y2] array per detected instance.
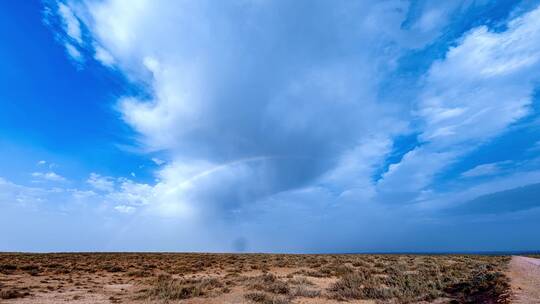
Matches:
[[0, 265, 365, 304], [508, 256, 540, 304], [0, 253, 512, 303]]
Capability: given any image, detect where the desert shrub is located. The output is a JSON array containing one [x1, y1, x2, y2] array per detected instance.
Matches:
[[244, 292, 291, 304], [299, 269, 327, 277], [44, 263, 63, 269], [127, 270, 152, 277], [101, 264, 123, 273], [245, 291, 267, 302], [287, 276, 320, 297], [328, 271, 375, 300], [144, 274, 223, 300], [291, 285, 321, 298], [0, 288, 29, 299], [267, 281, 290, 294], [246, 273, 290, 295], [382, 272, 443, 302], [374, 261, 386, 268], [446, 270, 510, 303], [333, 264, 355, 276], [0, 264, 17, 274], [352, 259, 371, 268], [287, 276, 314, 286], [328, 256, 511, 303], [20, 264, 40, 276]]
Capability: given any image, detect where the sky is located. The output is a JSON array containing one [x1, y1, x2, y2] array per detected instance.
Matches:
[[1, 0, 540, 253]]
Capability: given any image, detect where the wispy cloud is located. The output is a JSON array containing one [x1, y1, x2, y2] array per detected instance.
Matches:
[[31, 171, 66, 182], [114, 205, 135, 214], [378, 5, 540, 202], [86, 173, 115, 192], [53, 2, 84, 62], [462, 164, 500, 178], [151, 158, 165, 166], [57, 2, 82, 44], [528, 140, 540, 152]]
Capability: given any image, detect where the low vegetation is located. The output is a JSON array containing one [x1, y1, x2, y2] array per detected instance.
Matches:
[[144, 274, 223, 300], [0, 253, 511, 303], [327, 255, 510, 303]]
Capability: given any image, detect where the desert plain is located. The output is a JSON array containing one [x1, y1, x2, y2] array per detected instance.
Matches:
[[1, 253, 539, 304]]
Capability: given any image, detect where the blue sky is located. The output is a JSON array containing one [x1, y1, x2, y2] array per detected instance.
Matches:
[[1, 0, 540, 253]]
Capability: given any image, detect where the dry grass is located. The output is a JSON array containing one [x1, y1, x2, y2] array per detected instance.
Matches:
[[244, 291, 291, 304], [328, 255, 510, 303], [0, 286, 30, 299], [0, 253, 511, 303], [143, 274, 223, 300]]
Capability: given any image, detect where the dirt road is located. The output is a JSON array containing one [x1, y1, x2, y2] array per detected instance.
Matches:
[[508, 256, 540, 303]]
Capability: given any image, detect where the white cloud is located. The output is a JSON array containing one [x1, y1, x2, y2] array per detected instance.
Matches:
[[94, 45, 115, 66], [322, 135, 392, 200], [54, 0, 540, 215], [415, 168, 540, 212], [0, 177, 46, 207], [377, 147, 457, 198], [418, 15, 540, 145], [151, 158, 165, 165], [31, 171, 67, 182], [106, 178, 152, 207], [37, 160, 47, 166], [462, 163, 501, 178], [61, 0, 424, 218], [64, 43, 83, 61], [422, 6, 540, 145], [378, 5, 540, 201], [114, 205, 135, 213], [86, 173, 115, 192], [400, 1, 473, 48], [57, 2, 82, 44], [56, 2, 84, 62]]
